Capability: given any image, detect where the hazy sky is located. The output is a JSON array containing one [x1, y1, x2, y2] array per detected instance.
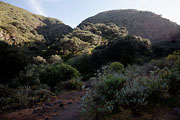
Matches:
[[1, 0, 180, 28]]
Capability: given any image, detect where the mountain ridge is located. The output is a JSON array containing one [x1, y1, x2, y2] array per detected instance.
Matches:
[[0, 1, 72, 46], [79, 9, 180, 43]]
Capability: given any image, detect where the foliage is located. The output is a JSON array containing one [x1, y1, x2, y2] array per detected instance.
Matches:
[[48, 54, 62, 64], [60, 78, 83, 90], [0, 41, 31, 84], [12, 64, 43, 87], [82, 75, 126, 119], [0, 1, 72, 46], [109, 62, 124, 72], [82, 55, 179, 119], [91, 35, 151, 66], [0, 85, 52, 112], [68, 53, 94, 80], [152, 41, 180, 58], [81, 23, 128, 40], [79, 9, 179, 43], [33, 56, 47, 64], [39, 63, 80, 88]]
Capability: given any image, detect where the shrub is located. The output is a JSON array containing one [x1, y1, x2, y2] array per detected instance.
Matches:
[[106, 35, 151, 64], [164, 51, 180, 95], [91, 35, 151, 67], [0, 86, 53, 112], [0, 41, 31, 84], [68, 53, 94, 80], [48, 54, 62, 64], [61, 78, 83, 90], [82, 64, 170, 119], [12, 64, 42, 87], [175, 57, 180, 70], [96, 75, 126, 101], [118, 80, 149, 115], [0, 86, 32, 111], [109, 62, 124, 72], [33, 56, 47, 64], [165, 69, 180, 95], [152, 41, 180, 58], [39, 63, 80, 88], [82, 75, 126, 119]]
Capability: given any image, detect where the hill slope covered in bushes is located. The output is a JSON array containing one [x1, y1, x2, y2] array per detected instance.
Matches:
[[79, 9, 180, 43], [0, 1, 72, 46]]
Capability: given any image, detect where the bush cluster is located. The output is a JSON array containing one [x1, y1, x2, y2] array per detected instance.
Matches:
[[0, 41, 31, 84], [39, 63, 80, 88], [82, 53, 180, 119], [0, 85, 52, 112], [0, 62, 82, 112]]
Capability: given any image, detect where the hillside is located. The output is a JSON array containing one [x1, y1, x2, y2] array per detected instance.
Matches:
[[54, 23, 128, 55], [1, 2, 180, 120], [0, 1, 72, 46], [79, 9, 180, 43]]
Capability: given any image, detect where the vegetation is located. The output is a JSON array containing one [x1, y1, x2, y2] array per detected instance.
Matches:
[[0, 2, 180, 120], [82, 52, 180, 119], [79, 9, 179, 43], [0, 41, 31, 84], [0, 2, 72, 45], [39, 63, 80, 88]]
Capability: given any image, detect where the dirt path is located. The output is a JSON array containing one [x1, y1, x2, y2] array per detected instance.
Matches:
[[0, 90, 86, 120], [52, 95, 84, 120]]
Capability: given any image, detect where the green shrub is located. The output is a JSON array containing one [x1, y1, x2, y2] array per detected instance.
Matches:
[[12, 65, 42, 87], [68, 53, 92, 73], [175, 57, 180, 70], [39, 63, 80, 88], [163, 51, 180, 95], [165, 69, 180, 95], [97, 75, 126, 101], [152, 41, 180, 58], [82, 64, 170, 119], [33, 56, 47, 64], [0, 85, 53, 112], [109, 62, 124, 72], [0, 41, 31, 84], [48, 55, 62, 64], [82, 75, 126, 119], [91, 35, 151, 67], [68, 53, 94, 80], [0, 86, 31, 111], [118, 79, 149, 115], [61, 78, 83, 90]]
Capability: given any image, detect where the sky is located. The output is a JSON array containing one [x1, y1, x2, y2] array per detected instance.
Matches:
[[1, 0, 180, 28]]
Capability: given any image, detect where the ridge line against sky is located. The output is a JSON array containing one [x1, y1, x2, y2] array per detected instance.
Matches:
[[1, 0, 180, 28]]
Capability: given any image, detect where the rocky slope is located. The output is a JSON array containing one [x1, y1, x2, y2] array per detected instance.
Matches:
[[79, 9, 180, 43], [0, 1, 72, 46]]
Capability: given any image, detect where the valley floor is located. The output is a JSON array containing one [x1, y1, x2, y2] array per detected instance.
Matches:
[[0, 80, 180, 120], [0, 90, 85, 120]]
